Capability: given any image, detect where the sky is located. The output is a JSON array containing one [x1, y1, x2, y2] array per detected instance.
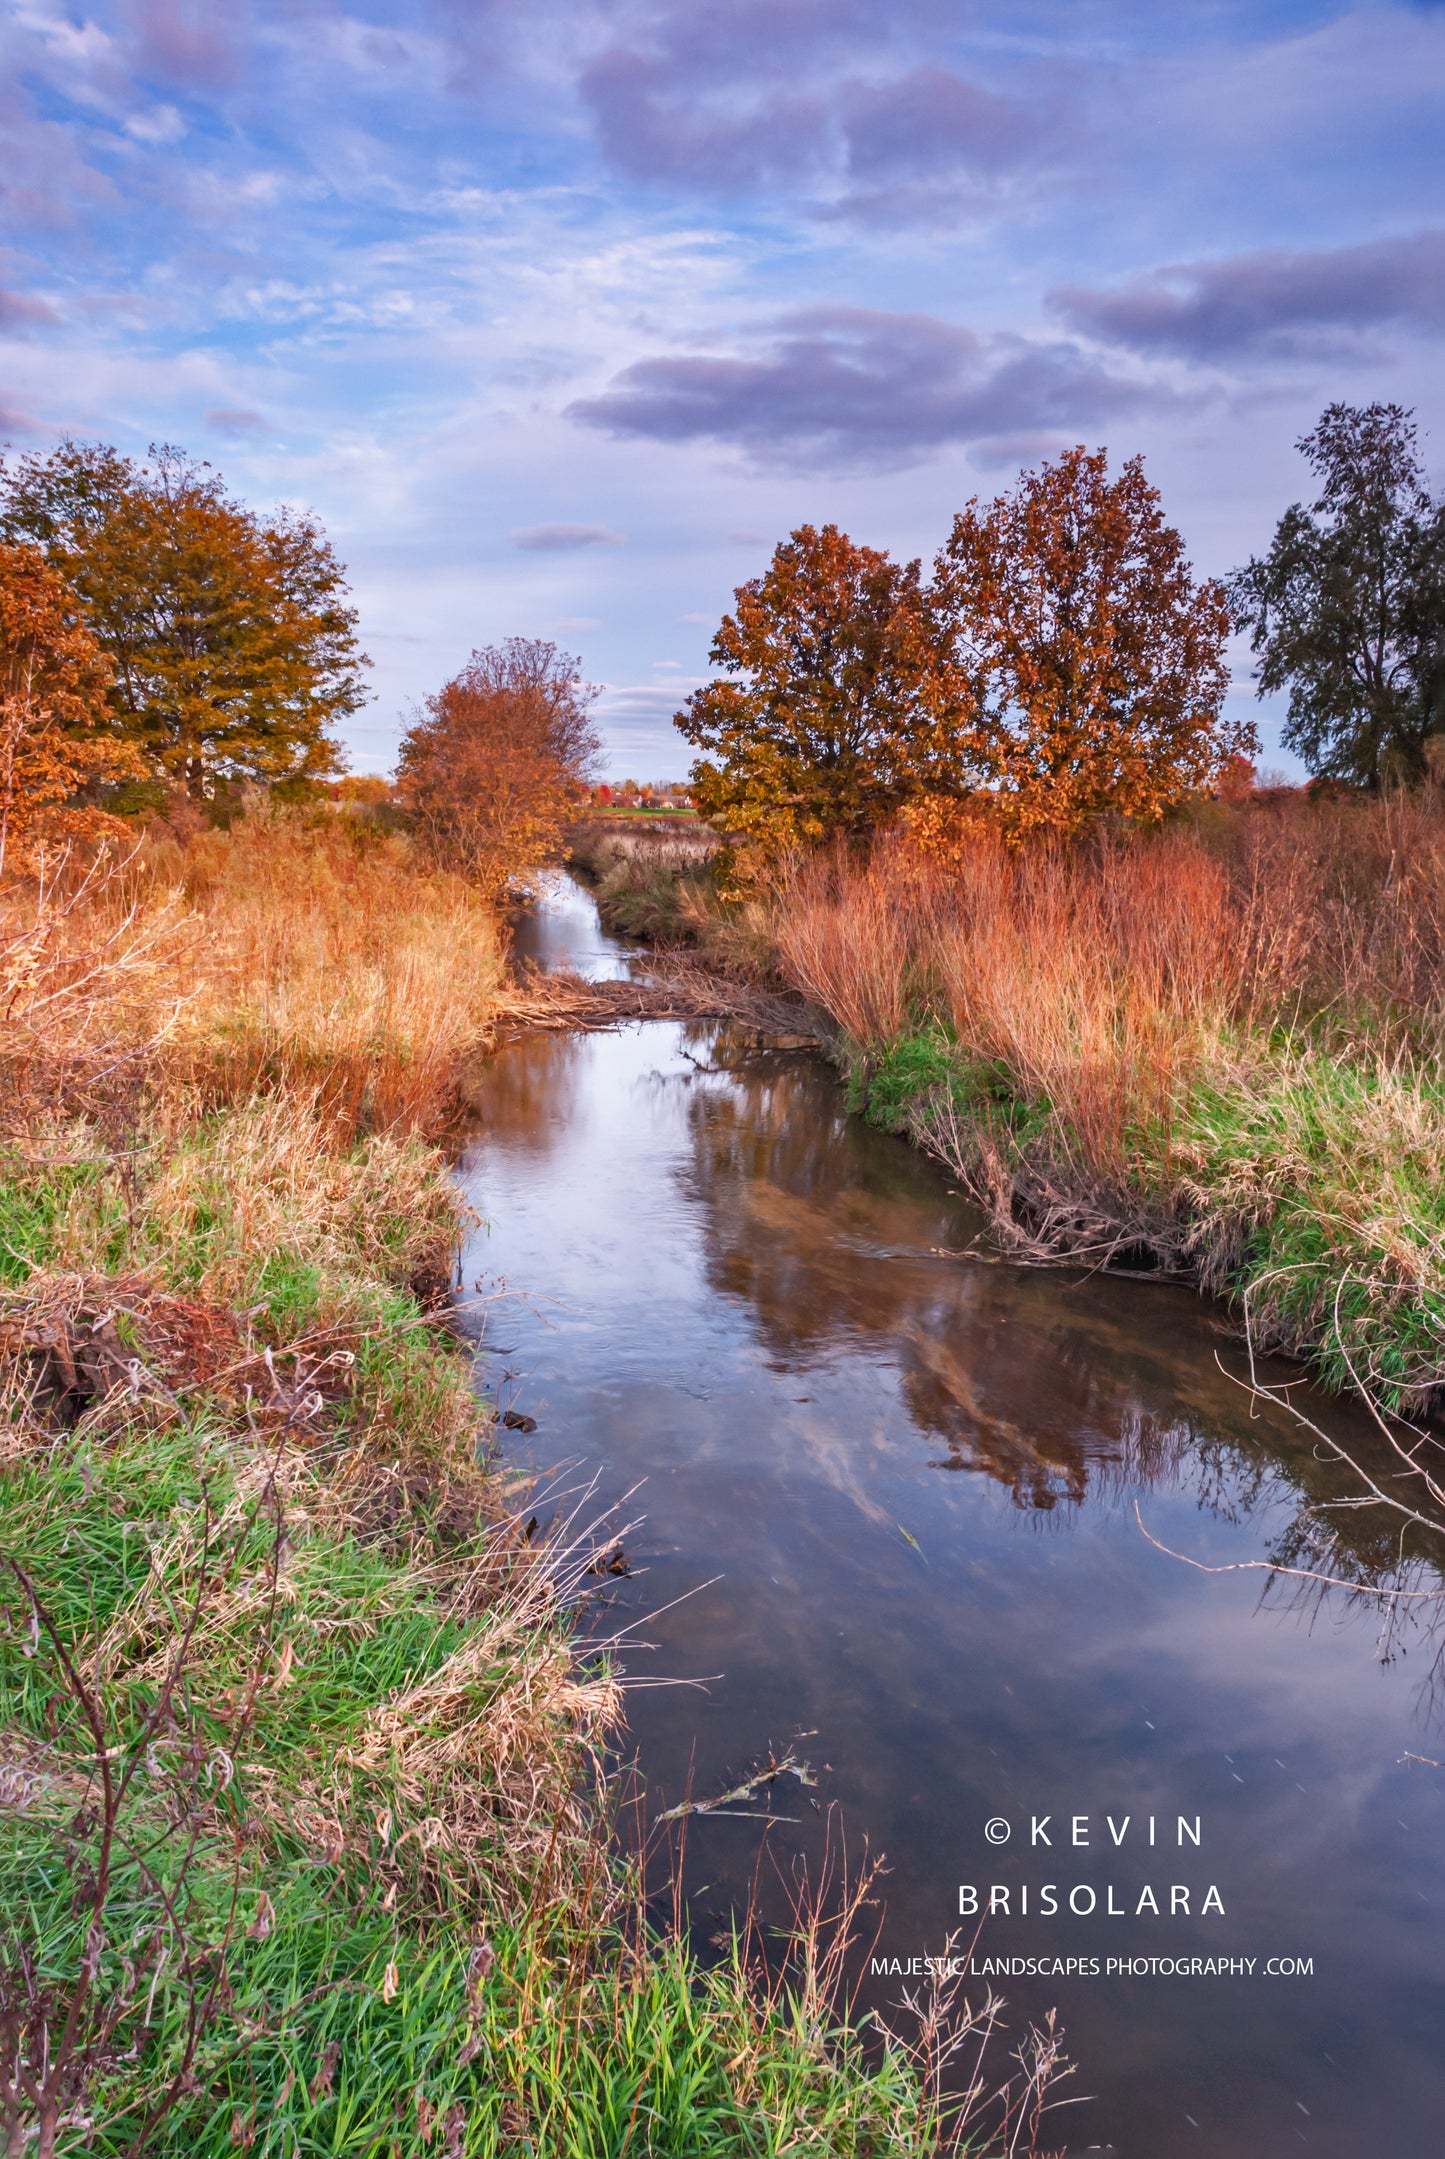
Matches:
[[2, 0, 1443, 780]]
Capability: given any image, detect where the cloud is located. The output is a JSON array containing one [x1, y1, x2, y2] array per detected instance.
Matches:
[[123, 0, 252, 89], [575, 5, 1066, 218], [0, 286, 60, 332], [580, 47, 829, 193], [206, 405, 266, 433], [843, 65, 1054, 183], [0, 391, 41, 435], [1050, 230, 1445, 361], [510, 522, 625, 550], [568, 306, 1158, 468]]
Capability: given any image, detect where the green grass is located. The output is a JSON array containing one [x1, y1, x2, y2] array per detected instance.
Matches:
[[841, 1015, 1445, 1410]]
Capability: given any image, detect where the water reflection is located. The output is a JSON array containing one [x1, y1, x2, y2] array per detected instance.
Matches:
[[507, 869, 636, 981], [674, 1037, 1437, 1578], [457, 970, 1445, 2156]]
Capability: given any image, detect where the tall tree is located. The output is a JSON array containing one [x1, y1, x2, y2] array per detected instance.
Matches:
[[1229, 403, 1445, 787], [931, 447, 1244, 839], [675, 524, 955, 860], [396, 639, 601, 896], [0, 543, 144, 874], [0, 442, 368, 798]]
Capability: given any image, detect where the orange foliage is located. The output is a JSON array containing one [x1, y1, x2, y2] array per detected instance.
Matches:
[[931, 446, 1251, 839], [678, 524, 950, 862], [0, 542, 144, 874], [397, 639, 600, 897]]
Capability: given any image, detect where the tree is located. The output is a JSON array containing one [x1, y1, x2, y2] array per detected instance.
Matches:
[[1229, 403, 1445, 787], [930, 446, 1244, 839], [396, 638, 601, 895], [675, 524, 954, 860], [0, 543, 144, 875], [0, 442, 369, 798]]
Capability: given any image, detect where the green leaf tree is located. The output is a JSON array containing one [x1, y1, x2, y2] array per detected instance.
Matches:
[[675, 524, 958, 862], [1228, 403, 1445, 787], [0, 442, 369, 798]]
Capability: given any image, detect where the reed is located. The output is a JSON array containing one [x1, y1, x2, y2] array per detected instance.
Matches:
[[771, 793, 1445, 1407]]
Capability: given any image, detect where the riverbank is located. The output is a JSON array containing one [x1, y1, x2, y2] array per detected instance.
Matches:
[[583, 794, 1445, 1414], [0, 808, 1066, 2154]]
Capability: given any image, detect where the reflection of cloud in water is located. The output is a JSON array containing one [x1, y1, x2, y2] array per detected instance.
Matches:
[[675, 1044, 1445, 1589]]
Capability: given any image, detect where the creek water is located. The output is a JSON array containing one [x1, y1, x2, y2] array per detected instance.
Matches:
[[461, 874, 1445, 2157]]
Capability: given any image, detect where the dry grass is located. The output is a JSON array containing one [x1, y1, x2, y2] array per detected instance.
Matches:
[[163, 806, 505, 1130], [0, 803, 508, 1138], [770, 792, 1445, 1403]]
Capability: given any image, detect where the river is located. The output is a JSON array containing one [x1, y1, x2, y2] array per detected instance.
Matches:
[[457, 873, 1445, 2157]]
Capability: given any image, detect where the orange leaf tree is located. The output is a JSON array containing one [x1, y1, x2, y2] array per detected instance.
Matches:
[[675, 524, 961, 864], [396, 639, 601, 897], [0, 442, 367, 800], [0, 543, 145, 874], [930, 447, 1249, 839]]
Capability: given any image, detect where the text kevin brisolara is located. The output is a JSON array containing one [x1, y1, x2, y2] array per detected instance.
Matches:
[[961, 1810, 1224, 1917]]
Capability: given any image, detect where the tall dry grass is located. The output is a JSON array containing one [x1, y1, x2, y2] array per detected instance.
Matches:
[[0, 803, 507, 1139], [163, 805, 506, 1129], [778, 794, 1445, 1165], [772, 793, 1445, 1401]]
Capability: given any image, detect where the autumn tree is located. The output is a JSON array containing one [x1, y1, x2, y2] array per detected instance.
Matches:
[[396, 638, 601, 895], [0, 543, 144, 874], [0, 441, 368, 799], [1229, 403, 1445, 787], [930, 446, 1245, 839], [675, 524, 957, 860]]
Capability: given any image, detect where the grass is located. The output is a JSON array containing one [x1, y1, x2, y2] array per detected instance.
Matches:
[[0, 807, 1072, 2155], [768, 790, 1445, 1410], [566, 821, 719, 945]]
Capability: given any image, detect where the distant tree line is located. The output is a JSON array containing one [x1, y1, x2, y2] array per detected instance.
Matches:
[[1, 403, 1441, 886]]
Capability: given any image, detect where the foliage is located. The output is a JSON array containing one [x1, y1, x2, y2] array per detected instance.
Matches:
[[0, 543, 143, 873], [0, 443, 368, 799], [931, 446, 1245, 839], [675, 524, 953, 870], [1229, 402, 1445, 787], [397, 640, 601, 898]]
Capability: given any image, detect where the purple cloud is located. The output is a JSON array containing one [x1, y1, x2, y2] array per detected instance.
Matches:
[[0, 286, 59, 332], [576, 5, 1065, 213], [842, 66, 1050, 183], [0, 391, 41, 436], [568, 307, 1157, 467], [124, 0, 251, 89], [579, 47, 828, 191], [511, 523, 625, 551], [206, 405, 265, 433], [1051, 231, 1445, 360]]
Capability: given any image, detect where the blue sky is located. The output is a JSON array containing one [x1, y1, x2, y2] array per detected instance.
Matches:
[[2, 0, 1442, 779]]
